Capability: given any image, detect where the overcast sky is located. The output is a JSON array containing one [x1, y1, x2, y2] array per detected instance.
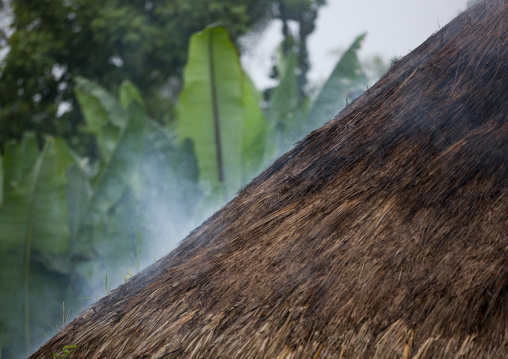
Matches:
[[242, 0, 471, 89]]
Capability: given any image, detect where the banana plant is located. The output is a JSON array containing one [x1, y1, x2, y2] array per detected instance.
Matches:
[[72, 79, 145, 290], [0, 151, 3, 207], [75, 77, 129, 163], [73, 79, 145, 235], [178, 26, 268, 202], [0, 134, 75, 358], [264, 41, 304, 160], [305, 33, 368, 134]]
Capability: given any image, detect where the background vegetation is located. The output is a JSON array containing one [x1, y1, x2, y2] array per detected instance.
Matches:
[[0, 0, 388, 357]]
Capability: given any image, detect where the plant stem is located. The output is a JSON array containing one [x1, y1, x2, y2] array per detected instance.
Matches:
[[0, 323, 4, 359], [208, 29, 225, 189], [137, 230, 142, 273], [24, 195, 37, 357]]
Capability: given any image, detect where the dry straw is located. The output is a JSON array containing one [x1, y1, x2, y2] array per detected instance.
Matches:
[[31, 0, 508, 357]]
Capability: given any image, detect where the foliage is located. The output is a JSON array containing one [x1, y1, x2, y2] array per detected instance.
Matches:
[[0, 79, 148, 357], [274, 0, 326, 92], [52, 344, 76, 359], [0, 323, 4, 359], [305, 33, 368, 134], [0, 133, 73, 358], [178, 26, 267, 201], [0, 153, 3, 206], [265, 45, 303, 158], [0, 0, 301, 158], [0, 22, 382, 359]]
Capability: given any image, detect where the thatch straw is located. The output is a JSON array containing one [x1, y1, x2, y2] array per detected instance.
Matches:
[[31, 0, 508, 357]]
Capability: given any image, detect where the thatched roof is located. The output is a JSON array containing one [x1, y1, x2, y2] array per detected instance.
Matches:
[[32, 0, 508, 358]]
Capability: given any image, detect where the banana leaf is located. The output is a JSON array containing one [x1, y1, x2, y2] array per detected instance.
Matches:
[[66, 164, 92, 241], [75, 77, 128, 162], [0, 137, 71, 252], [305, 33, 368, 133], [72, 81, 145, 294], [87, 101, 145, 217], [73, 78, 145, 235], [267, 48, 299, 130], [0, 136, 73, 357], [2, 133, 39, 191], [179, 26, 267, 200], [72, 99, 145, 279], [242, 74, 268, 182], [265, 48, 301, 158], [0, 153, 3, 207], [119, 80, 144, 110]]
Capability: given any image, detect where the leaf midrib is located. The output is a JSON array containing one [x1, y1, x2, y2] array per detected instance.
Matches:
[[208, 29, 224, 185]]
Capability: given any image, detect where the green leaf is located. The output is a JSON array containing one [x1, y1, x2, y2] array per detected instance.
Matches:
[[0, 137, 70, 252], [265, 47, 305, 159], [66, 164, 92, 240], [119, 79, 144, 110], [0, 153, 3, 207], [241, 73, 268, 181], [0, 248, 25, 358], [81, 101, 145, 236], [178, 27, 244, 200], [306, 33, 367, 132], [267, 48, 299, 131], [179, 26, 244, 199], [3, 132, 39, 192], [75, 77, 128, 162], [179, 26, 266, 200], [73, 91, 144, 292], [0, 136, 72, 356]]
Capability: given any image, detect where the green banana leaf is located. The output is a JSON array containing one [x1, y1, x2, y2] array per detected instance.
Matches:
[[306, 33, 367, 133], [265, 48, 301, 158], [87, 101, 145, 217], [66, 164, 92, 241], [267, 47, 299, 129], [73, 77, 146, 228], [242, 74, 268, 182], [119, 79, 145, 110], [75, 77, 128, 162], [74, 101, 145, 256], [72, 80, 145, 294], [0, 137, 70, 252], [0, 136, 73, 357], [0, 250, 72, 359], [178, 26, 267, 200], [96, 86, 146, 285], [0, 153, 3, 207], [2, 133, 39, 191]]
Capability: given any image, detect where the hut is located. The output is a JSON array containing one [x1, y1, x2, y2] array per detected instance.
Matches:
[[31, 0, 508, 357]]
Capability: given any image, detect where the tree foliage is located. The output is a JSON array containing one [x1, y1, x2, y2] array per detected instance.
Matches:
[[0, 0, 328, 158], [276, 0, 326, 93], [0, 0, 278, 156]]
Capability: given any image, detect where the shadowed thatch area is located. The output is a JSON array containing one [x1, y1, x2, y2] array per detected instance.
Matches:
[[32, 0, 508, 358]]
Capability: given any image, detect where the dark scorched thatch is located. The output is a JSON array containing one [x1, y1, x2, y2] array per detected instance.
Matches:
[[32, 0, 508, 357]]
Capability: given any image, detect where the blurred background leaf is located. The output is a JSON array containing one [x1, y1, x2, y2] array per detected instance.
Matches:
[[0, 135, 73, 357], [305, 33, 368, 134]]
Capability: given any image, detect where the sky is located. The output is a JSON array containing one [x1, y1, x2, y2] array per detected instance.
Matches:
[[242, 0, 471, 89]]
